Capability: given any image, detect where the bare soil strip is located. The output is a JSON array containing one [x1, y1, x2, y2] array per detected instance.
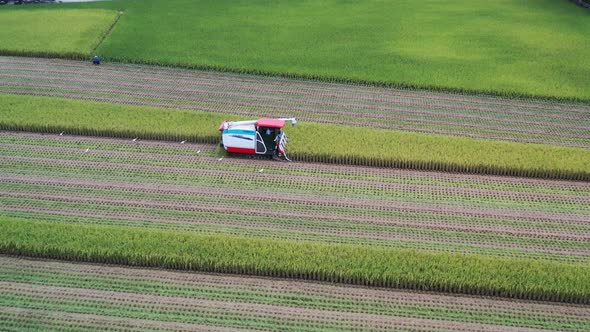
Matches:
[[1, 56, 589, 147], [0, 256, 587, 332], [1, 132, 588, 262]]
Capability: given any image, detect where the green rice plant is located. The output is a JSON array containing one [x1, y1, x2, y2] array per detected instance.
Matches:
[[79, 0, 590, 101], [0, 94, 231, 144], [285, 122, 590, 180], [0, 217, 589, 304], [1, 94, 588, 180], [0, 9, 119, 58]]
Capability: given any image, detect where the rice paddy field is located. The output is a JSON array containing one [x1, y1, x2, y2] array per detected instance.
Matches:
[[1, 0, 590, 100], [0, 9, 119, 58], [86, 0, 590, 100], [1, 132, 588, 264], [0, 53, 589, 329], [0, 53, 590, 331], [0, 129, 589, 330], [0, 0, 589, 330]]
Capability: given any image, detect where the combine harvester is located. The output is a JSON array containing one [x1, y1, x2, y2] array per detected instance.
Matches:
[[219, 118, 297, 161]]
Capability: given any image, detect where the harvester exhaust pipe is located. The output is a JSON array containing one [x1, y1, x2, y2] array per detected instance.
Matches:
[[279, 118, 297, 127]]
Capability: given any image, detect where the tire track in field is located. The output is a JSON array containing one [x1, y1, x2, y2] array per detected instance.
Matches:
[[1, 56, 589, 148]]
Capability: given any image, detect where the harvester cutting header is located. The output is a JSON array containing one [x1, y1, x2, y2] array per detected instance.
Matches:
[[219, 118, 297, 161]]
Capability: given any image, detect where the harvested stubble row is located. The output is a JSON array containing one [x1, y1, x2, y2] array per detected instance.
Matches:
[[1, 56, 589, 148], [0, 132, 589, 265], [1, 256, 589, 332]]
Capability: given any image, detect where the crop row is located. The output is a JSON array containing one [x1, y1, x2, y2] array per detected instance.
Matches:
[[1, 256, 588, 331], [1, 217, 589, 304], [2, 57, 589, 148], [1, 94, 589, 180], [0, 133, 588, 263], [4, 179, 586, 223], [2, 202, 585, 264]]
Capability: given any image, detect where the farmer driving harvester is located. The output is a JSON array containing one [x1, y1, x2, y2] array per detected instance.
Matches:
[[219, 118, 297, 161]]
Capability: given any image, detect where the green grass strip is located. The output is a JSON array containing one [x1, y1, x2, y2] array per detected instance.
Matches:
[[1, 94, 589, 180], [0, 217, 588, 304]]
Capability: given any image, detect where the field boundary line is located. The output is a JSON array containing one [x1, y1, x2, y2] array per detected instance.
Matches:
[[91, 10, 124, 56]]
